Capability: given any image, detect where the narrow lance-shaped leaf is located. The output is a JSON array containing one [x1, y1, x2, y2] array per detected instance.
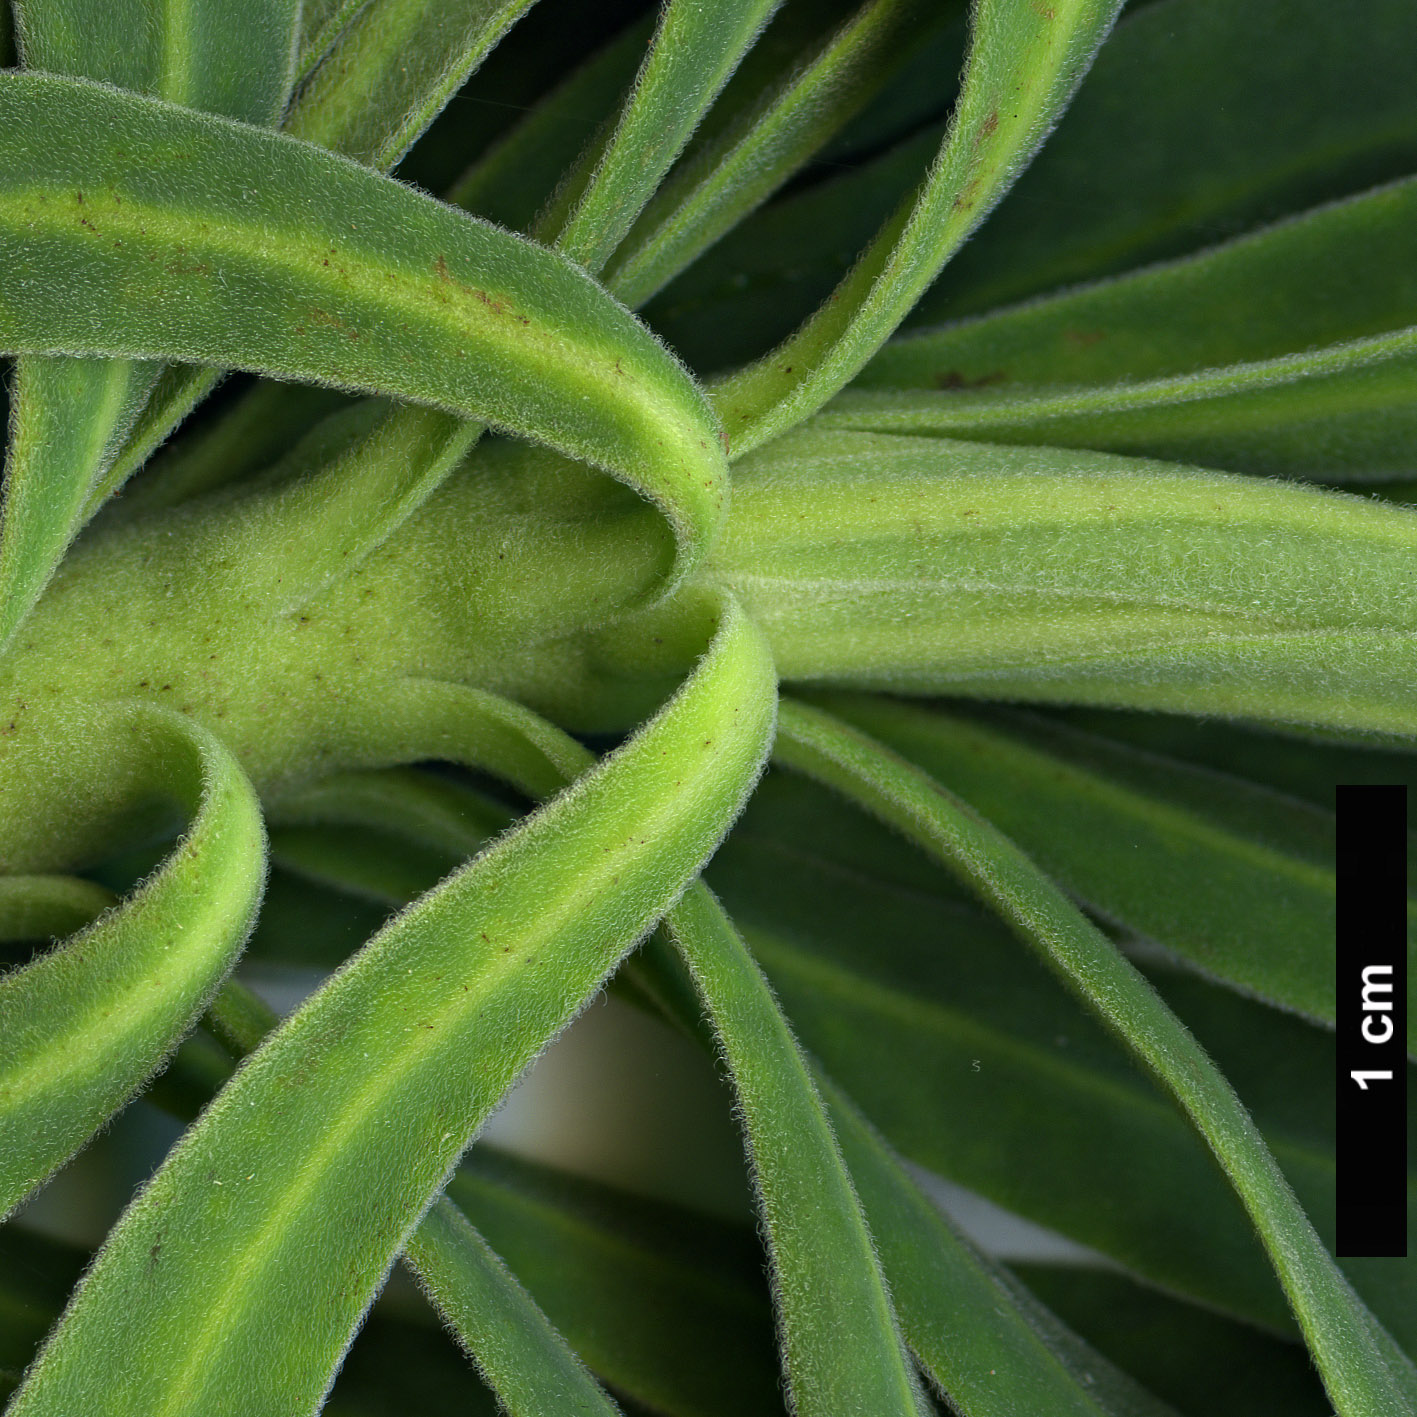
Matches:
[[0, 704, 265, 1217], [822, 334, 1417, 483], [802, 703, 1354, 1036], [294, 0, 370, 84], [844, 177, 1417, 481], [860, 177, 1417, 390], [407, 1199, 625, 1417], [8, 594, 775, 1417], [710, 776, 1415, 1348], [821, 1076, 1181, 1417], [902, 0, 1417, 327], [243, 749, 1201, 1417], [285, 0, 539, 172], [537, 0, 783, 276], [603, 0, 940, 309], [711, 0, 1124, 455], [714, 427, 1417, 740], [0, 0, 301, 657], [666, 885, 930, 1417], [0, 71, 728, 602], [773, 695, 1417, 1417], [447, 18, 652, 235]]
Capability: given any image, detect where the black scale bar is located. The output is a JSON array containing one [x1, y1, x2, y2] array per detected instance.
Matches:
[[1335, 784, 1408, 1258]]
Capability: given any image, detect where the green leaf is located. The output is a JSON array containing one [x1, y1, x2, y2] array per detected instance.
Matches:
[[710, 0, 1125, 455], [101, 0, 551, 530], [446, 17, 651, 235], [143, 970, 786, 1417], [0, 874, 114, 941], [7, 596, 775, 1417], [822, 1078, 1179, 1417], [817, 703, 1350, 1036], [823, 337, 1417, 482], [0, 71, 728, 602], [12, 0, 298, 120], [205, 767, 1195, 1417], [109, 381, 354, 518], [603, 0, 940, 309], [665, 884, 930, 1417], [406, 1198, 624, 1416], [773, 695, 1417, 1417], [294, 0, 365, 84], [843, 177, 1417, 480], [711, 772, 1416, 1348], [905, 0, 1417, 326], [1011, 1263, 1333, 1417], [447, 1150, 786, 1417], [0, 705, 265, 1217], [285, 0, 538, 171], [536, 0, 783, 276], [715, 427, 1417, 740], [861, 177, 1417, 390], [0, 0, 301, 657]]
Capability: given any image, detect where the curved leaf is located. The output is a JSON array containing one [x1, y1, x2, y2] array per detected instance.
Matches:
[[8, 596, 775, 1416], [711, 773, 1416, 1348], [829, 334, 1417, 482], [446, 17, 650, 235], [905, 0, 1417, 326], [817, 703, 1352, 1035], [537, 0, 783, 276], [710, 0, 1124, 455], [0, 873, 113, 941], [665, 884, 929, 1416], [285, 0, 538, 171], [253, 765, 1192, 1417], [407, 1198, 624, 1416], [603, 0, 937, 309], [1013, 1263, 1333, 1417], [0, 70, 728, 601], [861, 177, 1417, 391], [822, 1077, 1179, 1417], [774, 695, 1417, 1417], [0, 705, 265, 1217]]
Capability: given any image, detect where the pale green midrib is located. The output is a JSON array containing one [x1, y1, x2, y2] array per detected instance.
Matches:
[[159, 0, 195, 107], [863, 622, 1417, 665], [145, 748, 739, 1414], [0, 183, 700, 462], [726, 570, 1323, 629], [833, 325, 1417, 428]]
